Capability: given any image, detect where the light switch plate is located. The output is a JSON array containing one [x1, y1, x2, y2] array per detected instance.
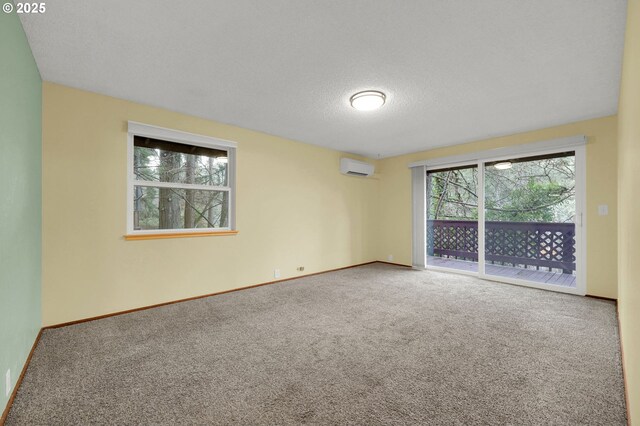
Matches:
[[598, 205, 608, 216]]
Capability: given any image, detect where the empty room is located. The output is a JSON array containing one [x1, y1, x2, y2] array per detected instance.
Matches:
[[1, 1, 639, 424]]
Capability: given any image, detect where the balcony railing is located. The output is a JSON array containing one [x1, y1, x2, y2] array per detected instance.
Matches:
[[427, 220, 576, 273]]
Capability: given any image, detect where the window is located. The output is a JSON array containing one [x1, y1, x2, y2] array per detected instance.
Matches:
[[126, 122, 236, 237]]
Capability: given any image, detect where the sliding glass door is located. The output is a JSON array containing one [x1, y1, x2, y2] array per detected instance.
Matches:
[[426, 165, 479, 272], [483, 152, 577, 288], [423, 147, 584, 294]]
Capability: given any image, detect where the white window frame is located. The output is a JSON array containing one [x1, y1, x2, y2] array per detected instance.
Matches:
[[410, 135, 587, 296], [126, 121, 237, 236]]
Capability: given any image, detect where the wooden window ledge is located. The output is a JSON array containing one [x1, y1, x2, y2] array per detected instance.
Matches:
[[124, 230, 238, 241]]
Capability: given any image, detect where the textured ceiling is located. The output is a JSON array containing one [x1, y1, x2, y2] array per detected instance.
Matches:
[[19, 1, 627, 158]]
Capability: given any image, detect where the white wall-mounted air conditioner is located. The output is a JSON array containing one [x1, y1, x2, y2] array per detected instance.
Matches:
[[340, 158, 374, 177]]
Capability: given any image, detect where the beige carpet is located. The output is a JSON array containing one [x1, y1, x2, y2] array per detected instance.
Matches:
[[6, 263, 626, 425]]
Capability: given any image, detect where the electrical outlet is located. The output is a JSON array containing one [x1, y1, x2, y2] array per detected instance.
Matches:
[[5, 369, 10, 397], [297, 266, 305, 271], [388, 254, 394, 262], [274, 269, 281, 279]]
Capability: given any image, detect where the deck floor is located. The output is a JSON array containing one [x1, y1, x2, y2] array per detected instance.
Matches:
[[427, 256, 577, 288]]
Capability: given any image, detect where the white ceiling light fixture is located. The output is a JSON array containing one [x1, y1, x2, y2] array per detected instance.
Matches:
[[494, 161, 513, 170], [350, 90, 386, 111]]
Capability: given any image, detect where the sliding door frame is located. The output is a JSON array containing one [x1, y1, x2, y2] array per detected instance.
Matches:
[[424, 160, 480, 276], [417, 137, 586, 296]]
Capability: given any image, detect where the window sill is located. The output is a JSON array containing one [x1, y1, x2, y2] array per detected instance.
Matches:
[[124, 230, 238, 241]]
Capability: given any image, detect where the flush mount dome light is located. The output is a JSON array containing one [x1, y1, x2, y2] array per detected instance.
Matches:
[[494, 161, 513, 170], [350, 90, 386, 111]]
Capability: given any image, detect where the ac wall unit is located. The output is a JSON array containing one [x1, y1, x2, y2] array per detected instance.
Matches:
[[340, 158, 374, 177]]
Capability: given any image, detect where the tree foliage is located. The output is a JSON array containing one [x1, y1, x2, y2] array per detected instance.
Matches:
[[133, 146, 229, 230], [427, 155, 575, 223]]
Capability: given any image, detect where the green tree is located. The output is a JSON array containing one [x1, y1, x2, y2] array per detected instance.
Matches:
[[158, 151, 181, 229], [428, 155, 575, 223]]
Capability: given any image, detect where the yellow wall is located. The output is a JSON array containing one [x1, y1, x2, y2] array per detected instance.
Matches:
[[42, 82, 379, 326], [617, 0, 640, 422], [375, 116, 618, 299]]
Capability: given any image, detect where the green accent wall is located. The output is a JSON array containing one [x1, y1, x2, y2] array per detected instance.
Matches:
[[0, 11, 42, 413]]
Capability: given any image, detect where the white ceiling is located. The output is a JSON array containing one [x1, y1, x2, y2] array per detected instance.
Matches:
[[19, 1, 627, 158]]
